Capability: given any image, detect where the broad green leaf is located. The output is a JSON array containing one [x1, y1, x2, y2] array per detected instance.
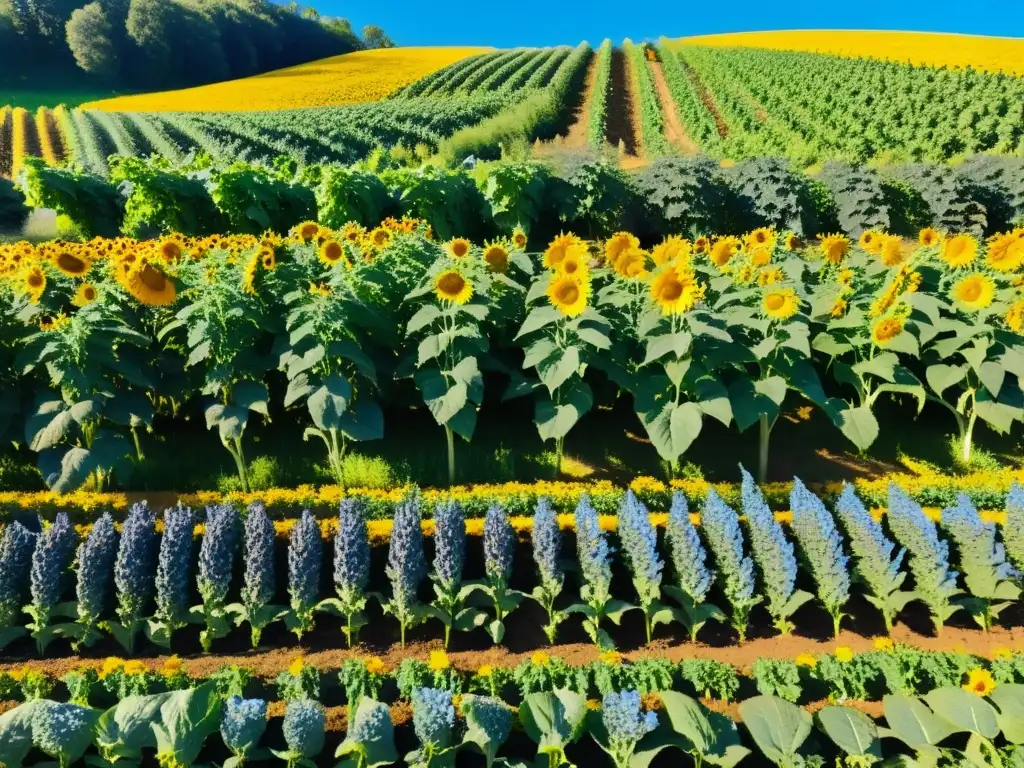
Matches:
[[535, 381, 592, 442], [538, 346, 580, 393], [517, 306, 562, 339], [307, 374, 352, 431], [838, 406, 879, 451], [519, 690, 587, 752], [0, 701, 43, 768], [818, 706, 881, 757], [339, 400, 384, 443], [738, 695, 812, 767], [882, 694, 956, 749], [989, 684, 1024, 744], [926, 364, 969, 397], [408, 304, 442, 334], [923, 688, 998, 739], [233, 380, 269, 416], [96, 693, 174, 757]]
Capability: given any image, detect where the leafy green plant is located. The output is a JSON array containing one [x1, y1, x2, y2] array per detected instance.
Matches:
[[336, 698, 398, 768], [519, 689, 588, 768], [738, 695, 815, 768]]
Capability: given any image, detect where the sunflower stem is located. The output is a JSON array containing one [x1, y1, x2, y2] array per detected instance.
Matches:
[[445, 425, 456, 486], [758, 413, 772, 484]]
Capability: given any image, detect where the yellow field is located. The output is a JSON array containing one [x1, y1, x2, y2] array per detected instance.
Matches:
[[676, 31, 1024, 76], [81, 46, 492, 112]]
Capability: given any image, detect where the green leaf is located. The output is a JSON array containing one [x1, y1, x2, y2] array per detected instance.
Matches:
[[233, 380, 269, 416], [308, 374, 352, 431], [923, 689, 998, 739], [978, 361, 1006, 398], [535, 381, 592, 442], [339, 400, 384, 443], [926, 364, 969, 397], [738, 695, 812, 767], [40, 446, 96, 493], [335, 698, 397, 767], [989, 684, 1024, 744], [838, 406, 879, 451], [882, 695, 956, 749], [644, 332, 691, 365], [0, 701, 43, 768], [150, 683, 222, 766], [538, 346, 580, 393], [408, 304, 442, 334], [519, 690, 587, 752], [974, 390, 1022, 434], [517, 306, 562, 339], [817, 706, 881, 757], [205, 403, 249, 441], [96, 693, 174, 759], [638, 398, 703, 465]]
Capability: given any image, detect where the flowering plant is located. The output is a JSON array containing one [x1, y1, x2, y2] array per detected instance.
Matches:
[[226, 501, 287, 647], [528, 497, 568, 643]]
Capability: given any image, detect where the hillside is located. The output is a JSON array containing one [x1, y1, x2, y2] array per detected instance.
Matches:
[[677, 30, 1024, 75], [81, 47, 493, 112]]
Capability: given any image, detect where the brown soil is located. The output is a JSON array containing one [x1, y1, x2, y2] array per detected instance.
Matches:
[[680, 59, 729, 138], [606, 49, 639, 159], [39, 108, 66, 163], [648, 61, 700, 155], [19, 109, 42, 162], [560, 55, 600, 150], [0, 108, 12, 178]]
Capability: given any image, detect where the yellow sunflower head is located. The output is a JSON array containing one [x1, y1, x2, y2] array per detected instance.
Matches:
[[428, 650, 450, 672], [72, 282, 98, 307], [762, 287, 800, 321], [369, 227, 392, 250], [952, 273, 995, 311], [709, 236, 740, 268], [482, 242, 509, 273], [308, 282, 331, 298], [435, 269, 473, 305], [547, 272, 589, 317], [511, 228, 528, 250], [544, 233, 583, 269], [445, 238, 471, 259], [872, 317, 904, 347], [859, 230, 883, 254], [52, 249, 90, 278], [879, 235, 907, 267], [750, 246, 772, 267], [260, 247, 277, 271], [963, 668, 996, 697], [818, 233, 850, 265], [650, 265, 705, 316], [693, 235, 710, 254], [340, 222, 364, 244], [157, 238, 184, 264], [242, 253, 260, 295], [746, 227, 776, 251], [613, 247, 649, 279], [23, 265, 46, 302], [919, 227, 941, 247], [1005, 301, 1024, 333], [941, 233, 979, 269], [318, 239, 349, 268], [124, 261, 177, 307], [651, 236, 692, 268], [557, 250, 588, 277], [295, 221, 320, 243], [784, 232, 803, 252], [986, 233, 1024, 272], [605, 232, 640, 267]]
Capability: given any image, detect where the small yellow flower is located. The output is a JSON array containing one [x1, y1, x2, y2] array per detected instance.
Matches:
[[586, 698, 602, 711], [991, 648, 1013, 661], [834, 646, 855, 663], [365, 657, 386, 675], [163, 655, 183, 674], [100, 657, 125, 679], [429, 650, 450, 671], [599, 650, 623, 666], [478, 664, 493, 678], [963, 668, 996, 697], [123, 660, 147, 676], [873, 637, 894, 652], [795, 653, 817, 668], [641, 693, 664, 711], [531, 650, 550, 667], [919, 227, 941, 247], [288, 656, 305, 677]]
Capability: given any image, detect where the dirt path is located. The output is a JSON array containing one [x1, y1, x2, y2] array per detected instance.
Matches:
[[0, 108, 12, 178], [649, 60, 700, 154], [606, 49, 639, 160], [39, 108, 66, 164], [680, 58, 729, 138], [560, 55, 599, 149]]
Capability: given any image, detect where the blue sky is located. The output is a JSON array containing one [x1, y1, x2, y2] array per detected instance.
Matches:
[[305, 0, 1024, 47]]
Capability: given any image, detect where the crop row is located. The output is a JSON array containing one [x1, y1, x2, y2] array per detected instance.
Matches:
[[1, 675, 1023, 768], [669, 44, 1024, 165], [1, 475, 1022, 656], [623, 41, 669, 157], [587, 40, 614, 150]]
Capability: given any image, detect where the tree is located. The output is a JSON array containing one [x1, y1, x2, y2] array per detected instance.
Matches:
[[362, 24, 392, 49], [125, 0, 172, 72], [66, 2, 119, 78]]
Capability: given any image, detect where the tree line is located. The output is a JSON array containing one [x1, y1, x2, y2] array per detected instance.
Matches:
[[0, 0, 394, 91]]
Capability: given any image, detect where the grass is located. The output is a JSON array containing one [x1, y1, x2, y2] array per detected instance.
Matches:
[[0, 86, 125, 111]]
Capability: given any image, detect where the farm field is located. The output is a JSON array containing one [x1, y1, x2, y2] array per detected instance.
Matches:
[[2, 26, 1024, 768]]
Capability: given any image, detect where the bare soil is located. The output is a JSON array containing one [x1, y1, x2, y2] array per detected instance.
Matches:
[[606, 49, 639, 159], [40, 109, 66, 163], [648, 61, 700, 155], [561, 55, 599, 150], [0, 108, 12, 178], [681, 58, 729, 138]]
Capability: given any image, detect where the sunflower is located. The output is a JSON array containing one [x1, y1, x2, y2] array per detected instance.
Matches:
[[878, 235, 907, 267], [693, 235, 710, 254], [547, 273, 589, 317], [605, 232, 639, 267], [445, 237, 472, 259], [963, 668, 996, 697], [758, 267, 784, 286], [543, 233, 583, 269], [919, 227, 941, 247], [511, 227, 528, 250], [557, 250, 588, 277], [986, 232, 1024, 272], [750, 246, 772, 267], [612, 247, 649, 279], [859, 230, 883, 254], [830, 298, 848, 317], [72, 282, 98, 307], [940, 233, 978, 269], [784, 233, 803, 251], [369, 227, 392, 250], [1006, 301, 1024, 333], [650, 265, 704, 315], [52, 249, 90, 277], [295, 221, 320, 243], [709, 236, 740, 268], [746, 227, 776, 251], [23, 265, 46, 302], [125, 261, 176, 307], [308, 282, 331, 297], [157, 238, 184, 264], [340, 222, 364, 244], [318, 239, 348, 268], [872, 317, 904, 347], [651, 235, 691, 267], [952, 273, 995, 311], [242, 253, 260, 295], [434, 269, 473, 305], [818, 233, 850, 265], [39, 313, 71, 332], [365, 657, 387, 675], [482, 242, 509, 272], [762, 287, 800, 320], [260, 247, 277, 271]]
